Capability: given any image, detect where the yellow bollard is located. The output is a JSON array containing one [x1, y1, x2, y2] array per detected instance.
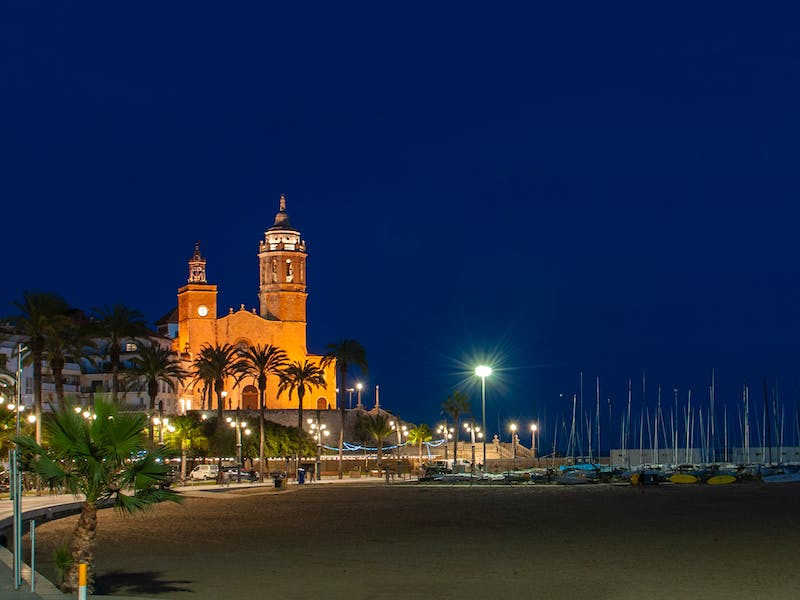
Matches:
[[78, 563, 87, 600]]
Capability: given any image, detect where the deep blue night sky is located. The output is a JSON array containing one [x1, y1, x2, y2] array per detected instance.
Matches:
[[3, 3, 799, 452]]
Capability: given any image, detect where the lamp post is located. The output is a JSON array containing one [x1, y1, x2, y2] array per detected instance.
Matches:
[[308, 417, 328, 481], [437, 423, 453, 462], [530, 423, 538, 462], [226, 408, 250, 481], [356, 382, 363, 408], [390, 420, 407, 477], [347, 388, 355, 410], [475, 366, 492, 469], [464, 420, 482, 475]]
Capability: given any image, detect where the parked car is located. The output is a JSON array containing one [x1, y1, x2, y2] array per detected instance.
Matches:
[[189, 464, 219, 481], [221, 466, 259, 482]]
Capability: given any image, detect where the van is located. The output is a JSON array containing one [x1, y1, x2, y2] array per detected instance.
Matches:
[[189, 464, 219, 481]]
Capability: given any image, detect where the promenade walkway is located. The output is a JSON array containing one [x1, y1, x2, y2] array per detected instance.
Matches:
[[0, 473, 391, 599]]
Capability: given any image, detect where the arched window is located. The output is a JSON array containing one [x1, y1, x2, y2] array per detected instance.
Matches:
[[286, 259, 294, 283], [316, 397, 327, 410]]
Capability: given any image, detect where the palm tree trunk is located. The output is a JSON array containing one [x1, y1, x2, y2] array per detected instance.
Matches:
[[338, 365, 347, 479], [33, 351, 43, 444], [339, 406, 345, 479], [453, 415, 460, 465], [259, 387, 266, 480], [111, 347, 120, 405], [64, 501, 98, 593], [296, 391, 304, 477], [52, 361, 65, 406]]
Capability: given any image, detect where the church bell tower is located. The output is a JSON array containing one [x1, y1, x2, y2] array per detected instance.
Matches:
[[258, 195, 308, 322]]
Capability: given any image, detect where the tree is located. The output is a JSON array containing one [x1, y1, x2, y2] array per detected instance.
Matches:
[[406, 423, 433, 468], [90, 304, 150, 406], [234, 344, 288, 479], [164, 414, 208, 480], [124, 342, 188, 444], [365, 413, 393, 469], [277, 360, 327, 475], [15, 400, 180, 592], [9, 292, 75, 443], [442, 390, 470, 465], [42, 313, 95, 408], [321, 339, 367, 479], [190, 343, 239, 480]]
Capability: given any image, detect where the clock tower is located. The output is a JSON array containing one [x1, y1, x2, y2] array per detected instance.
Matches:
[[176, 242, 217, 358], [258, 194, 308, 322]]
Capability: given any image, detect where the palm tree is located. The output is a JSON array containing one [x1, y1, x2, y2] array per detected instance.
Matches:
[[234, 344, 288, 479], [365, 413, 393, 469], [278, 360, 327, 475], [190, 343, 239, 478], [442, 390, 470, 466], [43, 313, 95, 407], [90, 304, 150, 406], [9, 292, 74, 443], [124, 342, 188, 444], [15, 399, 180, 593], [321, 339, 367, 479], [164, 414, 208, 480], [406, 423, 433, 468]]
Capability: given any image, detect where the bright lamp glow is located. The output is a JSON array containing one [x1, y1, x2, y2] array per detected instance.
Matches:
[[475, 365, 492, 378]]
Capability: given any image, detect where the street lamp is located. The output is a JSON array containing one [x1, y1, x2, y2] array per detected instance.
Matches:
[[356, 382, 363, 408], [464, 421, 482, 475], [530, 423, 538, 461], [347, 388, 355, 409], [390, 420, 407, 477], [437, 423, 453, 462], [226, 408, 250, 481], [308, 418, 329, 481], [475, 365, 492, 469]]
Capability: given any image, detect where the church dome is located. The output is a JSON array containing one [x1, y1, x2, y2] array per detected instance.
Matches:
[[267, 193, 298, 232]]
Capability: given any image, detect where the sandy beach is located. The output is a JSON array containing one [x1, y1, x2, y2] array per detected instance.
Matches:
[[22, 479, 800, 600]]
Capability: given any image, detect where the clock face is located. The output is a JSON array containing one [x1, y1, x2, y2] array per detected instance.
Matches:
[[197, 305, 209, 317]]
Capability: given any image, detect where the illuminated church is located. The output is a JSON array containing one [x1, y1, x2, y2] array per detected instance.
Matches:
[[163, 195, 337, 412]]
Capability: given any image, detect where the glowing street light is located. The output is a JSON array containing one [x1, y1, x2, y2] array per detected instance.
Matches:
[[530, 423, 538, 460], [308, 417, 329, 481], [356, 382, 364, 409], [227, 408, 250, 480], [475, 365, 492, 469]]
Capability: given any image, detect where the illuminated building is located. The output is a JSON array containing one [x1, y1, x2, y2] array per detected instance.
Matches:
[[160, 195, 336, 412]]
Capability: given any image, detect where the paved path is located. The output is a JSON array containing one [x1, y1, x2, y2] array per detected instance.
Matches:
[[0, 474, 390, 599]]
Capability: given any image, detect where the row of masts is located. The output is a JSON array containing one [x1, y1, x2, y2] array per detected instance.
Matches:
[[540, 370, 798, 465]]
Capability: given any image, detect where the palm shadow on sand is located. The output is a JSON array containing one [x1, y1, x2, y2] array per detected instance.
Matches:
[[95, 570, 194, 595]]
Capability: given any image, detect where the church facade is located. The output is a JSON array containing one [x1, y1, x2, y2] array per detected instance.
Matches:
[[168, 195, 337, 413]]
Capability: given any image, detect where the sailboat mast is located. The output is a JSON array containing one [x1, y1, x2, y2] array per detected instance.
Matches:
[[744, 383, 750, 464]]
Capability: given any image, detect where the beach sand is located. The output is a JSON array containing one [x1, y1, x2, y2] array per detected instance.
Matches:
[[23, 480, 800, 599]]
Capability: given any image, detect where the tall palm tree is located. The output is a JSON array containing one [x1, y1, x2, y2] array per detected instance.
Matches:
[[278, 360, 327, 475], [234, 344, 288, 479], [406, 423, 433, 468], [124, 342, 188, 444], [90, 304, 150, 406], [15, 399, 180, 593], [321, 339, 367, 479], [43, 313, 95, 407], [365, 413, 393, 469], [9, 291, 74, 443], [191, 343, 239, 478], [442, 390, 470, 465]]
